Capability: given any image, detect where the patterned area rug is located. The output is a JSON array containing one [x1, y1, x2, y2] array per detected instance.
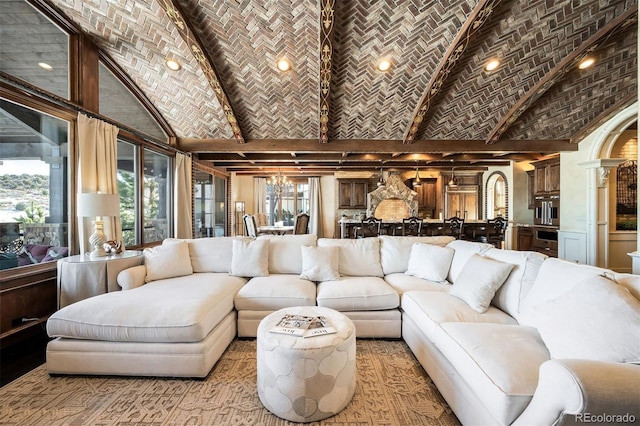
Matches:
[[0, 339, 460, 425]]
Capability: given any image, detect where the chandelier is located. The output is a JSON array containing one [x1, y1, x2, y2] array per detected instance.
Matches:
[[270, 170, 290, 194]]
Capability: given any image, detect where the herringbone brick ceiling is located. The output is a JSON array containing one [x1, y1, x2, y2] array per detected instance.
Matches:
[[46, 0, 637, 172]]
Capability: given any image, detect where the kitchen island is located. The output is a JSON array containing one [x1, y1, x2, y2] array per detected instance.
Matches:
[[338, 218, 494, 240]]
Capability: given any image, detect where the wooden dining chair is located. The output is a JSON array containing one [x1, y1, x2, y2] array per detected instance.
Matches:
[[243, 214, 257, 237], [443, 216, 464, 240], [355, 216, 382, 238], [486, 217, 507, 248], [293, 213, 310, 234], [402, 216, 423, 236]]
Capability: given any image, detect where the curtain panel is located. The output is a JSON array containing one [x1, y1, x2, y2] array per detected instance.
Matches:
[[174, 153, 193, 239], [309, 177, 322, 237]]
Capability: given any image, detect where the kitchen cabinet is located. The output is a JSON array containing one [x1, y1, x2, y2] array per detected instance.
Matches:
[[446, 191, 478, 220], [517, 226, 534, 251], [533, 157, 560, 195], [414, 179, 438, 218], [338, 179, 368, 209]]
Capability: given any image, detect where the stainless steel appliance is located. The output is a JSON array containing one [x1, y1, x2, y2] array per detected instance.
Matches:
[[534, 195, 560, 226]]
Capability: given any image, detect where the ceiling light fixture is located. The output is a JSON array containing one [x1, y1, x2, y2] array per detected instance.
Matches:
[[165, 58, 182, 71], [377, 58, 392, 72], [484, 58, 501, 72], [377, 167, 386, 187], [277, 58, 291, 72], [38, 62, 53, 71], [448, 167, 458, 188], [578, 57, 595, 69], [412, 165, 421, 187]]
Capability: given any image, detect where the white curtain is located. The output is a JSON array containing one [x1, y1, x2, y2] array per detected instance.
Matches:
[[77, 113, 121, 254], [309, 177, 322, 237], [174, 153, 193, 238], [254, 177, 267, 214]]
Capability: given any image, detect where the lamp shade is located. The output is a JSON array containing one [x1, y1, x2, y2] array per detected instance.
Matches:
[[76, 193, 120, 218]]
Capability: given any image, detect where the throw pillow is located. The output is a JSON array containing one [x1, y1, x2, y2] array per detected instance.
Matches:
[[144, 240, 193, 282], [519, 274, 640, 363], [405, 243, 454, 282], [448, 254, 514, 313], [230, 238, 269, 277], [299, 245, 340, 281]]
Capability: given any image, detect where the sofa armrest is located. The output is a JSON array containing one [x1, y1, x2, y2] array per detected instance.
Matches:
[[513, 359, 640, 426], [117, 265, 147, 290]]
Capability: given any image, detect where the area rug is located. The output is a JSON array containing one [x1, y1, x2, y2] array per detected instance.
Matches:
[[0, 339, 460, 425]]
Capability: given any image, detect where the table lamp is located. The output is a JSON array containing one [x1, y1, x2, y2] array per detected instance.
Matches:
[[77, 192, 120, 258]]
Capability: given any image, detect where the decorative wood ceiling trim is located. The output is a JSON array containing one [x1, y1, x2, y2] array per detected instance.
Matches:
[[486, 9, 638, 144], [319, 0, 335, 143], [402, 0, 500, 144], [570, 91, 638, 144], [156, 0, 245, 143], [179, 138, 574, 154]]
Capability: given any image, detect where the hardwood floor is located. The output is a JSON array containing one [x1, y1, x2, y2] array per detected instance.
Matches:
[[0, 327, 49, 387]]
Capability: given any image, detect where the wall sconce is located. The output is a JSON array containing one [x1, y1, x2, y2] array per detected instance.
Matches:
[[77, 193, 120, 258]]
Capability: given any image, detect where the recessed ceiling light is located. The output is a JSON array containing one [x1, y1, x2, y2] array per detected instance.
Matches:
[[578, 57, 595, 69], [377, 59, 392, 72], [38, 62, 53, 71], [277, 58, 291, 72], [484, 58, 501, 72], [165, 58, 182, 71]]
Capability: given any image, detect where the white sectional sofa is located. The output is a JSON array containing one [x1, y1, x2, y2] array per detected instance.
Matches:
[[46, 235, 640, 425]]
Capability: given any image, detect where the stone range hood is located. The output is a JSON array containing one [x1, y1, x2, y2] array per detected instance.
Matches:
[[367, 174, 418, 220]]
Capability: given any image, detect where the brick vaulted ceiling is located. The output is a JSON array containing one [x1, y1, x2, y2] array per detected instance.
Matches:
[[43, 0, 638, 173]]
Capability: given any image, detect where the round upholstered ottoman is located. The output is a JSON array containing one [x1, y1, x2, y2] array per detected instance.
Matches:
[[256, 306, 356, 423]]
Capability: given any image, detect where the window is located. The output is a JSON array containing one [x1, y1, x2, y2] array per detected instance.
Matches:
[[194, 170, 227, 237], [117, 140, 138, 247], [616, 160, 637, 231], [0, 0, 70, 99], [267, 179, 309, 225], [0, 98, 70, 270], [485, 172, 508, 220], [143, 149, 171, 244]]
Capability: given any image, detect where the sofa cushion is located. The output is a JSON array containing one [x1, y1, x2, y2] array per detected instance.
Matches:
[[47, 273, 247, 343], [299, 245, 340, 281], [230, 238, 269, 277], [602, 271, 640, 301], [384, 273, 450, 296], [445, 240, 493, 284], [317, 276, 399, 311], [519, 274, 640, 363], [401, 291, 517, 343], [449, 254, 514, 313], [317, 238, 383, 277], [187, 237, 235, 273], [258, 234, 317, 274], [379, 235, 455, 275], [484, 248, 547, 320], [520, 257, 609, 312], [144, 240, 193, 282], [436, 323, 550, 425], [405, 243, 454, 282], [234, 274, 317, 311]]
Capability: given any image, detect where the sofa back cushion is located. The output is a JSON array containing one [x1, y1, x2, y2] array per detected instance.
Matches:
[[186, 237, 235, 273], [520, 257, 610, 312], [446, 240, 493, 283], [144, 240, 193, 282], [602, 271, 640, 301], [318, 237, 384, 277], [257, 234, 317, 274], [379, 235, 455, 274], [484, 248, 547, 319]]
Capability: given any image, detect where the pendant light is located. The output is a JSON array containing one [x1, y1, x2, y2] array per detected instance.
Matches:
[[448, 167, 458, 188], [376, 167, 385, 187], [412, 166, 421, 187]]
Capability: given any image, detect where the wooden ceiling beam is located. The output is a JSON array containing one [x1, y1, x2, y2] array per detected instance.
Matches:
[[156, 0, 245, 142], [180, 138, 575, 154], [403, 0, 501, 144], [486, 9, 638, 143]]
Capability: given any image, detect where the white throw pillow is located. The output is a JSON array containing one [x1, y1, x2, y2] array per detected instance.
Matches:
[[144, 240, 193, 282], [405, 243, 454, 282], [520, 275, 640, 363], [299, 245, 340, 281], [448, 254, 514, 313], [230, 238, 269, 277]]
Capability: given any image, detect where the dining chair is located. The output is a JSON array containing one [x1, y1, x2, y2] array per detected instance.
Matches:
[[402, 216, 423, 236], [293, 213, 310, 234], [443, 216, 464, 240], [486, 216, 507, 248], [243, 214, 257, 237], [355, 216, 382, 238]]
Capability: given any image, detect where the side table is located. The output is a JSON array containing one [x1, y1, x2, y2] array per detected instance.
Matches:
[[57, 250, 144, 308]]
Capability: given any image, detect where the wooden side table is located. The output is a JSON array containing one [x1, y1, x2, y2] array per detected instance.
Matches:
[[56, 250, 144, 308]]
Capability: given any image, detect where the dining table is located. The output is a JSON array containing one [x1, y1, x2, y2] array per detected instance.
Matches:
[[257, 225, 294, 235]]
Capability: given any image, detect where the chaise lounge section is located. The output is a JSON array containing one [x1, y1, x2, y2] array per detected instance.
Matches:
[[46, 235, 640, 424]]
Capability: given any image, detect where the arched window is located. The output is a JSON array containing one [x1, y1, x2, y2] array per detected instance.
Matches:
[[485, 172, 509, 220]]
